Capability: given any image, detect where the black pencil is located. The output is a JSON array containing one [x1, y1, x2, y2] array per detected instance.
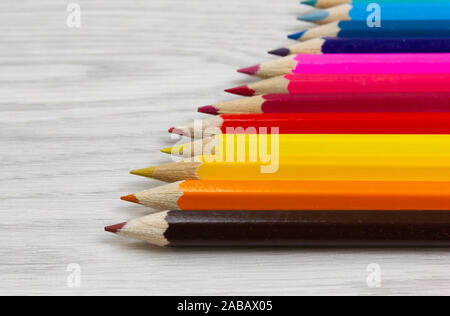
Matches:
[[105, 211, 450, 247]]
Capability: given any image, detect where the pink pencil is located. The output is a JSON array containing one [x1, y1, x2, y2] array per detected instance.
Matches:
[[238, 53, 450, 78]]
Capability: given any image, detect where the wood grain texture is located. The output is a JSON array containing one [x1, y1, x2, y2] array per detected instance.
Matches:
[[0, 0, 449, 296]]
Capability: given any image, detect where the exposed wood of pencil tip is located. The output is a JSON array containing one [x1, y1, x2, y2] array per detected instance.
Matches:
[[131, 160, 202, 182], [198, 96, 265, 115], [122, 181, 183, 210], [282, 38, 326, 56], [269, 38, 326, 56], [106, 211, 170, 247], [304, 4, 351, 24], [249, 76, 290, 95], [300, 22, 340, 41], [162, 137, 215, 157], [240, 56, 298, 78], [170, 116, 224, 137], [226, 76, 290, 96]]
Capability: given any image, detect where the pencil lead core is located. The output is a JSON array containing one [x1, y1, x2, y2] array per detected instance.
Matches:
[[300, 0, 318, 6], [161, 147, 173, 154], [237, 65, 260, 76], [105, 222, 126, 234], [268, 48, 290, 57], [121, 194, 139, 204], [288, 30, 307, 40], [198, 105, 219, 115], [297, 11, 329, 22], [225, 85, 255, 97], [130, 167, 156, 178]]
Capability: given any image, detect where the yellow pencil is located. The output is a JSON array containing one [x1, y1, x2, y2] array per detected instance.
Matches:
[[161, 134, 450, 159], [131, 155, 450, 182]]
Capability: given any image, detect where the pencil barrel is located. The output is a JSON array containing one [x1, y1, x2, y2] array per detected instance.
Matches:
[[260, 92, 450, 113], [170, 180, 450, 211], [297, 21, 450, 41], [165, 211, 450, 247], [218, 113, 450, 134], [280, 38, 450, 56]]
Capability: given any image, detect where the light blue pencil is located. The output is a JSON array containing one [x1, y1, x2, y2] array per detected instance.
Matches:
[[301, 0, 450, 9], [298, 3, 450, 24]]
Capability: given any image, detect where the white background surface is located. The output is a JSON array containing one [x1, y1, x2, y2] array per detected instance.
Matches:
[[1, 0, 449, 296]]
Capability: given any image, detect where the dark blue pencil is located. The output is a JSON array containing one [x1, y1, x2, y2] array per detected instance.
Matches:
[[269, 37, 450, 57], [288, 21, 450, 42]]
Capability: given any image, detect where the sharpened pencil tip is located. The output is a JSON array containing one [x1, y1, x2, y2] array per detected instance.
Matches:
[[198, 105, 219, 115], [162, 144, 186, 155], [130, 167, 156, 178], [161, 147, 173, 154], [288, 30, 307, 40], [237, 65, 260, 76], [121, 194, 139, 204], [225, 85, 255, 97], [105, 222, 126, 234], [297, 11, 329, 22], [268, 48, 290, 57], [170, 128, 188, 136]]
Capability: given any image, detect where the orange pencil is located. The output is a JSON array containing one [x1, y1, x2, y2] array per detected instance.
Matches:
[[121, 180, 450, 211]]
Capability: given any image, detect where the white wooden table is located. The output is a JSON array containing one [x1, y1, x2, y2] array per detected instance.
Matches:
[[1, 0, 449, 296]]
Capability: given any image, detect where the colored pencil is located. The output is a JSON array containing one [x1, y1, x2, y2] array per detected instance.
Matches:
[[301, 0, 349, 8], [225, 74, 450, 97], [298, 3, 450, 24], [288, 21, 450, 42], [130, 155, 450, 182], [120, 180, 450, 211], [170, 113, 450, 137], [161, 134, 450, 158], [301, 0, 450, 10], [105, 210, 450, 247], [198, 93, 450, 115], [238, 53, 450, 78], [269, 37, 450, 57]]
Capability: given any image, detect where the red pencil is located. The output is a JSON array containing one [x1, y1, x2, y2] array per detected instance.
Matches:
[[198, 93, 450, 115], [225, 74, 450, 96], [171, 113, 450, 137]]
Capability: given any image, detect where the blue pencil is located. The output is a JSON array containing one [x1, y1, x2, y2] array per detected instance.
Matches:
[[269, 37, 450, 57], [298, 3, 450, 24], [288, 21, 450, 41]]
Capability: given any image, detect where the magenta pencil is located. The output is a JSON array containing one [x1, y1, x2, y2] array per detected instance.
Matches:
[[238, 53, 450, 78]]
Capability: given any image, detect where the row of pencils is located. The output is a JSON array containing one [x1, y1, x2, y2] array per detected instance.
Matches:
[[105, 0, 450, 247]]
